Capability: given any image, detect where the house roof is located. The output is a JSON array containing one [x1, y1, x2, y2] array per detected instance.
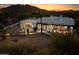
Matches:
[[37, 16, 74, 26]]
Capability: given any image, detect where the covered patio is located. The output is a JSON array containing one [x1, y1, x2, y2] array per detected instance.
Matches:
[[36, 16, 74, 34], [37, 24, 73, 34]]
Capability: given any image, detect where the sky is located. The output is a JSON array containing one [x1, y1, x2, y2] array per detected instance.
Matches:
[[0, 4, 10, 9], [0, 4, 79, 11], [31, 4, 79, 11]]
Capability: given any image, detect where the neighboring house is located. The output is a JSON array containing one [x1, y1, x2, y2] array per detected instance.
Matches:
[[20, 16, 74, 34]]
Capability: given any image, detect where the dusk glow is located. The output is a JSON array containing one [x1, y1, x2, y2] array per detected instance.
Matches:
[[31, 4, 79, 11]]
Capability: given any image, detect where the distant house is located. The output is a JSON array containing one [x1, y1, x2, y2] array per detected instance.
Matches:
[[20, 16, 74, 34]]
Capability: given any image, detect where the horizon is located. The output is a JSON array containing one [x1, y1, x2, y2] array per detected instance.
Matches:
[[31, 4, 79, 11], [0, 4, 79, 11]]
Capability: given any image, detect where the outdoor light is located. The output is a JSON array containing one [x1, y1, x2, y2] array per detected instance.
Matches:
[[65, 26, 67, 29], [70, 26, 73, 32], [54, 30, 56, 32], [70, 26, 73, 29], [5, 32, 10, 36]]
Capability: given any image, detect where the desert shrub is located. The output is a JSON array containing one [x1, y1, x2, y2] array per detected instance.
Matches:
[[51, 33, 79, 55]]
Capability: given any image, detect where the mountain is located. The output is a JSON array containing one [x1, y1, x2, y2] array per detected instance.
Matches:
[[1, 4, 48, 16], [0, 4, 51, 20]]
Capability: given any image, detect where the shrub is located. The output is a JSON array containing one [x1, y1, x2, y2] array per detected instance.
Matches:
[[32, 48, 50, 55], [0, 44, 34, 55], [51, 33, 79, 55]]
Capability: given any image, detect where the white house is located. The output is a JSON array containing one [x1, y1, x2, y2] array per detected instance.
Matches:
[[20, 16, 74, 34]]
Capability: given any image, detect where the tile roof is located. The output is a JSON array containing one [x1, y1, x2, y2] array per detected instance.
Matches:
[[37, 16, 74, 26], [20, 16, 74, 26]]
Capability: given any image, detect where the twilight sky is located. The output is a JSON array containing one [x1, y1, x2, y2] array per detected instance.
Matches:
[[0, 4, 79, 11], [31, 4, 79, 11]]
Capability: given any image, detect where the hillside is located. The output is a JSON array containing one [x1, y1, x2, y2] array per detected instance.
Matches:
[[1, 4, 48, 17], [0, 4, 49, 29]]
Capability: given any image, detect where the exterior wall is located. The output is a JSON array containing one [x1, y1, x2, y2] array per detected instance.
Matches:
[[37, 24, 73, 33]]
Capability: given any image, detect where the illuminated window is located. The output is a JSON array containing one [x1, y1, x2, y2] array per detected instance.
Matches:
[[65, 26, 67, 29]]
